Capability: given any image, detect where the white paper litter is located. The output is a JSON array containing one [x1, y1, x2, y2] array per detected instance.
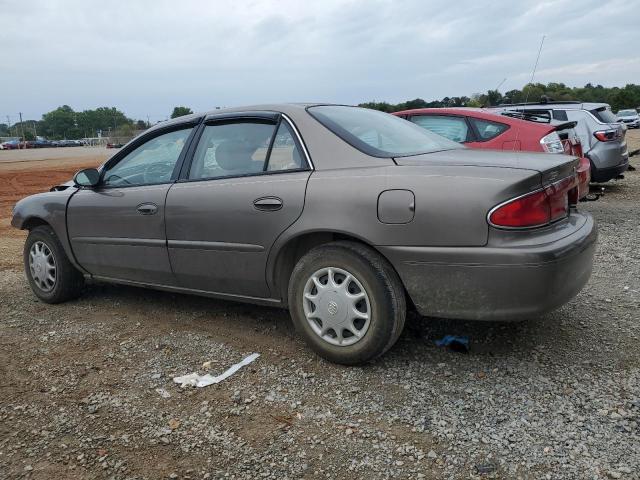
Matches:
[[155, 387, 171, 398], [173, 353, 260, 388]]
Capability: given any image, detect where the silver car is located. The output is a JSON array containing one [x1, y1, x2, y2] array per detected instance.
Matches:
[[12, 104, 597, 364], [616, 109, 640, 129], [493, 102, 629, 182]]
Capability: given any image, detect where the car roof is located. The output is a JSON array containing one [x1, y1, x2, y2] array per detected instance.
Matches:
[[148, 103, 323, 132], [496, 102, 610, 110]]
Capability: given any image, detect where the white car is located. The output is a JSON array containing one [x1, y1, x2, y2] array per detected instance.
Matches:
[[616, 109, 640, 129]]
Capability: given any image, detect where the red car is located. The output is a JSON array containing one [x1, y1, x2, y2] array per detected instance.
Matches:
[[393, 107, 591, 199]]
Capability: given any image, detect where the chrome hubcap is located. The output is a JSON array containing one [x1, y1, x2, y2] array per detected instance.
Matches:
[[29, 241, 56, 292], [303, 267, 371, 346]]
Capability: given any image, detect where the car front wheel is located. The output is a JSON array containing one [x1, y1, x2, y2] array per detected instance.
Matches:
[[24, 225, 85, 303], [288, 241, 406, 365]]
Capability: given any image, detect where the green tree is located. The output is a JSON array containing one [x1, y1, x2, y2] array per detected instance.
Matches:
[[171, 106, 193, 119], [359, 83, 640, 114]]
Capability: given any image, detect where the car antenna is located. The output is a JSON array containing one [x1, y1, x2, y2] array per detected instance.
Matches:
[[512, 34, 546, 151]]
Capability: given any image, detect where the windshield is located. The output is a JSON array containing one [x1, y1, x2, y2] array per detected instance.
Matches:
[[307, 105, 462, 157], [617, 109, 637, 116]]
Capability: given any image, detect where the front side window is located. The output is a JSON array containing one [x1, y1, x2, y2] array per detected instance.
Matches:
[[469, 118, 509, 140], [307, 106, 461, 157], [409, 115, 470, 143], [102, 128, 193, 186]]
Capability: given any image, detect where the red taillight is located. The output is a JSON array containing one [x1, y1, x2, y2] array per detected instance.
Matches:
[[489, 176, 578, 228], [577, 157, 591, 199], [593, 130, 618, 142], [572, 142, 583, 157]]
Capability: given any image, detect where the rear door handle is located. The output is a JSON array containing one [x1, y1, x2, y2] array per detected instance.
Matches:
[[253, 197, 283, 211], [136, 203, 158, 215]]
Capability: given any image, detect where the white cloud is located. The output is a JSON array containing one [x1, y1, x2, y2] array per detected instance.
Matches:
[[0, 0, 638, 121]]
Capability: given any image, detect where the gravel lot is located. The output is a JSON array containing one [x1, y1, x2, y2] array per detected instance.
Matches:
[[1, 132, 639, 479]]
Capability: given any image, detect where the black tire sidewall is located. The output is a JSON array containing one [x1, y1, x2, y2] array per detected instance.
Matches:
[[24, 226, 82, 303], [289, 244, 399, 365]]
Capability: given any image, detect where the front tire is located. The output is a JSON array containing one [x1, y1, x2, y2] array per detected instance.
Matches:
[[288, 241, 406, 365], [24, 225, 85, 303]]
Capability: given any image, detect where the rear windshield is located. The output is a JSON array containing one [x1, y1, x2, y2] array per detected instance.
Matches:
[[307, 105, 462, 157], [590, 107, 617, 123]]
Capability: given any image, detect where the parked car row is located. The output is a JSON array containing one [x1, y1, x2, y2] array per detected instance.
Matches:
[[395, 101, 630, 184], [0, 139, 86, 149]]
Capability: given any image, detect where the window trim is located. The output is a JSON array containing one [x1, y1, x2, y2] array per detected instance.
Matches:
[[97, 119, 202, 189], [176, 113, 313, 185], [406, 114, 477, 143]]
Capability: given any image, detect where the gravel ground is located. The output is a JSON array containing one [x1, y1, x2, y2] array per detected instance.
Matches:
[[1, 137, 639, 479]]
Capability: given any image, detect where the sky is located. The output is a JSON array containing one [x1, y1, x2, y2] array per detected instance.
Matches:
[[1, 0, 639, 122]]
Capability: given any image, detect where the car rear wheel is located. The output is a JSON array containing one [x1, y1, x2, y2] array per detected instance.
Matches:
[[288, 241, 406, 365], [24, 225, 85, 303]]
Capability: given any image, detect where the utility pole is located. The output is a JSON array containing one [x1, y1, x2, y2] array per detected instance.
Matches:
[[32, 121, 37, 138], [18, 112, 25, 148], [6, 115, 11, 137]]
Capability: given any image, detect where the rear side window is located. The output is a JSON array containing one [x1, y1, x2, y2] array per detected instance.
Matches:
[[552, 110, 568, 121], [188, 121, 275, 180], [188, 120, 305, 180], [590, 107, 617, 123], [266, 122, 304, 171], [469, 118, 509, 141], [409, 115, 470, 143]]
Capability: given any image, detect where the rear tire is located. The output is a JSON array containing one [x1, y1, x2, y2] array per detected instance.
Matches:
[[288, 241, 406, 365], [24, 225, 85, 303]]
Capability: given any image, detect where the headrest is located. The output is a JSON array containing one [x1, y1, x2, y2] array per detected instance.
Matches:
[[215, 139, 254, 171]]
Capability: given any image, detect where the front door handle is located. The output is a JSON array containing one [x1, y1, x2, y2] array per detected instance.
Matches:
[[136, 203, 158, 215], [253, 197, 283, 211]]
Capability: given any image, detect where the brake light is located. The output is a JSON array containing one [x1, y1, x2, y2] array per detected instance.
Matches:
[[540, 131, 564, 153], [571, 140, 583, 158], [593, 130, 618, 142], [489, 176, 578, 228], [577, 157, 591, 199]]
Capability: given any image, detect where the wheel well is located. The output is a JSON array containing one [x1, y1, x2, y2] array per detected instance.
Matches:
[[272, 232, 412, 308], [22, 217, 50, 231]]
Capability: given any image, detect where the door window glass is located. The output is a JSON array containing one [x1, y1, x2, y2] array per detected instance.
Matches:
[[409, 115, 470, 143], [189, 122, 275, 180], [266, 122, 304, 171], [469, 118, 509, 140], [552, 110, 568, 121], [102, 128, 193, 186]]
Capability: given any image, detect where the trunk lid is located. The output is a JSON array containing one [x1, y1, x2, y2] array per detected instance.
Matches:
[[394, 148, 579, 185]]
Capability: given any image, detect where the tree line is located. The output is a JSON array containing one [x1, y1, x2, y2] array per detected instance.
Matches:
[[359, 82, 640, 113], [0, 105, 195, 140], [2, 83, 638, 139]]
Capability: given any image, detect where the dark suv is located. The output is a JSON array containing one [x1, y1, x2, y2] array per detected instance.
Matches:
[[492, 102, 628, 183]]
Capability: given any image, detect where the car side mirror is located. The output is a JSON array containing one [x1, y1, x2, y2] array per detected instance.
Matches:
[[74, 168, 100, 187]]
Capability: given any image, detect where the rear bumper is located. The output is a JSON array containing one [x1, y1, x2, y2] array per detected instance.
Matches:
[[587, 141, 629, 182], [590, 158, 629, 182], [379, 213, 597, 321]]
